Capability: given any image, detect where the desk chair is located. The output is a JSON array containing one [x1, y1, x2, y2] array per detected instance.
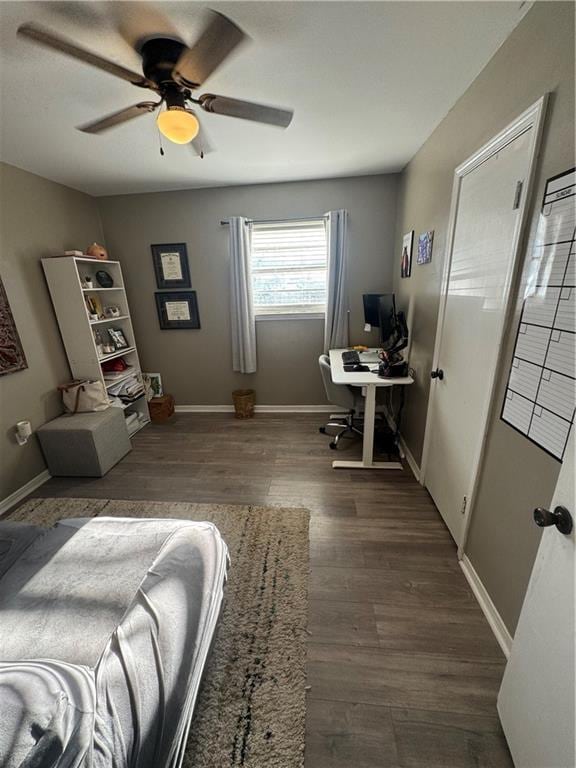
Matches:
[[318, 354, 364, 449]]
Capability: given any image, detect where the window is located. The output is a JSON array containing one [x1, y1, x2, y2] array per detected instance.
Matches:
[[250, 218, 328, 317]]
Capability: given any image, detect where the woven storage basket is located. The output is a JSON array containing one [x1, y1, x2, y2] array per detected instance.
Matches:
[[232, 389, 255, 419]]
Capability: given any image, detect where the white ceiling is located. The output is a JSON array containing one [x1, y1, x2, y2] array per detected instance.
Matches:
[[0, 1, 529, 197]]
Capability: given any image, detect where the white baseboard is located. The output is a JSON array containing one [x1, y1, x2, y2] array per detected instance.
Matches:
[[175, 404, 334, 413], [175, 405, 235, 413], [0, 469, 51, 517], [460, 555, 513, 658], [398, 434, 422, 483]]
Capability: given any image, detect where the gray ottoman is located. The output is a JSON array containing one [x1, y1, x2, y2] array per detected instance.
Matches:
[[37, 408, 131, 477]]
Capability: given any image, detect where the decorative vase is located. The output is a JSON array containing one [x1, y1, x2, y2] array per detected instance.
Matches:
[[86, 242, 108, 260], [96, 270, 114, 288]]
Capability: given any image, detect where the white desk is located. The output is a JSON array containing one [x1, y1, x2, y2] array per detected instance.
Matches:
[[329, 348, 413, 470]]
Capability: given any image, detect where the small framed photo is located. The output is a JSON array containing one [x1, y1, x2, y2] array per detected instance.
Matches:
[[143, 372, 163, 397], [400, 231, 414, 278], [151, 243, 191, 289], [155, 291, 201, 330], [417, 230, 434, 265], [107, 327, 129, 349]]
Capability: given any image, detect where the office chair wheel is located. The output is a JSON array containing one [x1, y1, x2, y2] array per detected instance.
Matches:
[[319, 426, 327, 434], [329, 441, 337, 450]]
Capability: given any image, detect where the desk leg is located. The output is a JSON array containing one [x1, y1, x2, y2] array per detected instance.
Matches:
[[362, 383, 376, 465], [333, 384, 403, 470]]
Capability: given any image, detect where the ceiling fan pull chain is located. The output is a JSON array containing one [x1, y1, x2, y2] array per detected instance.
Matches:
[[157, 130, 165, 157]]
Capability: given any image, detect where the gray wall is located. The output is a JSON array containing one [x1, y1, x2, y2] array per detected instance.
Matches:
[[393, 2, 575, 633], [97, 174, 398, 405], [0, 162, 104, 499]]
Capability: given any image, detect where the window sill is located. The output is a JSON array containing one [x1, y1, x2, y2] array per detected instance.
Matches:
[[255, 312, 325, 322]]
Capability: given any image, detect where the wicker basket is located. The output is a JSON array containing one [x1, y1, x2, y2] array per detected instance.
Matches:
[[232, 389, 255, 419], [149, 394, 175, 423]]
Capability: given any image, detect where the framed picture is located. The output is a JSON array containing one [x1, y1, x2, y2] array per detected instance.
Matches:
[[155, 291, 201, 330], [143, 372, 163, 397], [107, 327, 129, 349], [418, 230, 434, 264], [0, 275, 28, 376], [400, 231, 414, 278], [151, 243, 191, 289]]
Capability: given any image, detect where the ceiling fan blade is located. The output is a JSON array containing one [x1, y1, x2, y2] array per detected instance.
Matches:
[[17, 23, 157, 90], [172, 11, 247, 89], [114, 2, 182, 52], [78, 101, 160, 134], [198, 94, 293, 128]]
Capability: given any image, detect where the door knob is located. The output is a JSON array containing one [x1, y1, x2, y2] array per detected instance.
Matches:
[[431, 368, 444, 380], [533, 506, 573, 535]]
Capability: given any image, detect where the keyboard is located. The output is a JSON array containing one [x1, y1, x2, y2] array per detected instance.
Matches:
[[342, 350, 360, 365]]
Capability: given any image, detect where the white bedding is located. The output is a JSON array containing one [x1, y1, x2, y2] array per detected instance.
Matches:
[[0, 516, 228, 768]]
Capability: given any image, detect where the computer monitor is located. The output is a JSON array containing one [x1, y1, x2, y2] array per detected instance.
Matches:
[[378, 294, 398, 349], [362, 294, 385, 327]]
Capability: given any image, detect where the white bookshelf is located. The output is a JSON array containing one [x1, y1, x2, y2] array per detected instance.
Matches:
[[42, 256, 150, 436]]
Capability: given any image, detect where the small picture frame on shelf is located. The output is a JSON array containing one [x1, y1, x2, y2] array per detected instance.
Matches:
[[151, 243, 191, 289], [155, 291, 200, 329], [107, 327, 129, 349]]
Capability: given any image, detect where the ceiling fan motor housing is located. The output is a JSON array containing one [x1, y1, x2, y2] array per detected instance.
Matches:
[[139, 37, 187, 88]]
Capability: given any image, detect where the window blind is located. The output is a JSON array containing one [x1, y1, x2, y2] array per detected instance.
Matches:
[[250, 219, 328, 315]]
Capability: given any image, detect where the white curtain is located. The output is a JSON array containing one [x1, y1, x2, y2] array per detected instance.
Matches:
[[229, 217, 257, 373], [324, 209, 349, 352]]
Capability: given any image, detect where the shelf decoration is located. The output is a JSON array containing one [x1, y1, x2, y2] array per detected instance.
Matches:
[[400, 231, 414, 278], [86, 242, 108, 260], [152, 243, 191, 289], [155, 291, 200, 329], [85, 294, 104, 320], [0, 275, 28, 376], [96, 270, 114, 287]]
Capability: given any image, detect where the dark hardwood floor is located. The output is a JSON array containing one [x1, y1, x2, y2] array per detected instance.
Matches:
[[28, 413, 513, 767]]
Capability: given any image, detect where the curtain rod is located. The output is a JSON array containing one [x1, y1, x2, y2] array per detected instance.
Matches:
[[220, 214, 328, 226]]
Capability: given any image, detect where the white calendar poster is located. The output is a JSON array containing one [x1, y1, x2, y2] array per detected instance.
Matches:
[[501, 167, 576, 461]]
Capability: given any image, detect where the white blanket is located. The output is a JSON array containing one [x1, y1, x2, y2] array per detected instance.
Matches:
[[0, 517, 228, 768]]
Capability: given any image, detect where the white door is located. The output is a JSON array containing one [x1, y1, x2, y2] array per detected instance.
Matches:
[[498, 431, 575, 768], [423, 100, 546, 546]]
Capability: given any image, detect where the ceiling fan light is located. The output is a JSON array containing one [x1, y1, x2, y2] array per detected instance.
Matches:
[[157, 106, 199, 144]]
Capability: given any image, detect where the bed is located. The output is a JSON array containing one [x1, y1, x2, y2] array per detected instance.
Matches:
[[0, 516, 228, 767]]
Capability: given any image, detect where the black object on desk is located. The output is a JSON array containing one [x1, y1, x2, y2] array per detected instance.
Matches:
[[344, 363, 370, 372], [377, 360, 409, 378], [342, 350, 360, 365]]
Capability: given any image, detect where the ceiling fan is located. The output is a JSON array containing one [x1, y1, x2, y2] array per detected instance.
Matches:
[[17, 8, 294, 157]]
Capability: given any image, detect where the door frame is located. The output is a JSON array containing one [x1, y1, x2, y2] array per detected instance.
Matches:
[[420, 95, 548, 556]]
